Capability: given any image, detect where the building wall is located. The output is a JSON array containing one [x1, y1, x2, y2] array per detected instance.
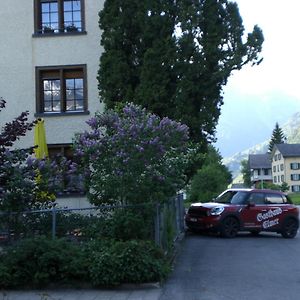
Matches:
[[283, 157, 300, 192], [0, 0, 104, 208], [0, 0, 104, 148], [272, 149, 285, 186], [272, 149, 300, 192]]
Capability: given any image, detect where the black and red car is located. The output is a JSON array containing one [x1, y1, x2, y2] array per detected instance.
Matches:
[[185, 188, 299, 238]]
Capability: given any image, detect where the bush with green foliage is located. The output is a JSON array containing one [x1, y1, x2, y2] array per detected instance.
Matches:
[[0, 237, 87, 288], [87, 239, 169, 286], [188, 146, 232, 202], [106, 207, 154, 241], [0, 237, 169, 288], [74, 103, 191, 205]]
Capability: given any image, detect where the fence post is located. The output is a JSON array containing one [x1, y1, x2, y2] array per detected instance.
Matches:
[[52, 207, 56, 239], [177, 193, 185, 231], [154, 203, 160, 246]]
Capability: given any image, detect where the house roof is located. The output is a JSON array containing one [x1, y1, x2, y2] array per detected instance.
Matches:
[[275, 143, 300, 157], [248, 153, 271, 169]]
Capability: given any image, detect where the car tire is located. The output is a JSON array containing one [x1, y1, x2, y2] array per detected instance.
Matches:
[[250, 230, 260, 236], [281, 218, 299, 239], [220, 217, 239, 238]]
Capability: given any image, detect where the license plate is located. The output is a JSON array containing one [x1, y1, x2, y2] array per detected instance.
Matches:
[[190, 218, 197, 222]]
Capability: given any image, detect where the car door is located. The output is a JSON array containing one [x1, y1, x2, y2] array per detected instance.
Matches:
[[239, 192, 266, 230], [259, 193, 285, 230]]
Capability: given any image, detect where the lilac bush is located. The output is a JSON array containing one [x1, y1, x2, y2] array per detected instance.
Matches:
[[74, 103, 192, 205], [0, 99, 80, 212]]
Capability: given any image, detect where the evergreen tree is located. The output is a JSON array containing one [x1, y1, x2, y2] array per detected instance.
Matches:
[[98, 0, 264, 145], [268, 122, 286, 152], [240, 159, 251, 187]]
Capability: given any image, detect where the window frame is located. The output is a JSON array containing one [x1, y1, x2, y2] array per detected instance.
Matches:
[[35, 64, 88, 116], [34, 0, 86, 35]]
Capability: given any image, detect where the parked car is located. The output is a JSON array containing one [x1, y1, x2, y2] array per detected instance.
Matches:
[[185, 188, 299, 238]]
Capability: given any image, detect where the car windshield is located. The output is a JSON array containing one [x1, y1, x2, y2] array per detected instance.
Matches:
[[216, 191, 249, 204]]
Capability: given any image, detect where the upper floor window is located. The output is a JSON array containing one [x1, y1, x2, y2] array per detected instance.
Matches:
[[290, 163, 300, 170], [291, 174, 300, 181], [34, 0, 85, 34], [36, 65, 87, 115]]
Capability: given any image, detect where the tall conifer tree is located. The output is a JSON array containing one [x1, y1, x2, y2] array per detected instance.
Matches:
[[98, 0, 264, 146], [269, 122, 286, 152]]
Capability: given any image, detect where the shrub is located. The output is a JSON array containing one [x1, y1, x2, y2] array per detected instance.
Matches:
[[0, 237, 169, 288], [74, 103, 191, 205], [88, 239, 169, 286], [0, 237, 87, 288], [107, 208, 153, 241]]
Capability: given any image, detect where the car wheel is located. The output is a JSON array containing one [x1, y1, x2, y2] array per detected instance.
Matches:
[[220, 217, 239, 238], [250, 230, 260, 236], [281, 218, 299, 239]]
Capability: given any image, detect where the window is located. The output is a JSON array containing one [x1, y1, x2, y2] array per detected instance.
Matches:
[[265, 194, 284, 204], [34, 0, 85, 34], [291, 174, 300, 181], [36, 65, 87, 114], [274, 154, 278, 161], [278, 153, 281, 160], [290, 163, 300, 170], [281, 175, 284, 182], [280, 164, 284, 171], [248, 193, 265, 205], [274, 176, 277, 183], [291, 185, 300, 192], [264, 169, 269, 176], [273, 166, 276, 173]]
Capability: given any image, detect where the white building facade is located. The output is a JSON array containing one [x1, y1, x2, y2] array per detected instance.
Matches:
[[271, 144, 300, 193], [0, 0, 104, 207]]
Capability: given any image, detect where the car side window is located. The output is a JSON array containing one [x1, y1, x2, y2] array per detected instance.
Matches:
[[265, 194, 284, 204], [248, 193, 265, 204]]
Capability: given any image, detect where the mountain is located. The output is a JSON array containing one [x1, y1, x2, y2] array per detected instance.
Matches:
[[214, 92, 300, 157], [223, 111, 300, 180]]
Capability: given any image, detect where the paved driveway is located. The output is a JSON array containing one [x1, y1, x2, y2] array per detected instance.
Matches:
[[160, 231, 300, 300]]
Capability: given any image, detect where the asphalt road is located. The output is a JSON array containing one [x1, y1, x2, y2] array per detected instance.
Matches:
[[160, 231, 300, 300]]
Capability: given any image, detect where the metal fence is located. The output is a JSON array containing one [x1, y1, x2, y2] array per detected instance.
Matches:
[[0, 194, 185, 251]]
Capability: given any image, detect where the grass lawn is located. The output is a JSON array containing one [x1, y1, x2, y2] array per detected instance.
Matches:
[[289, 193, 300, 205]]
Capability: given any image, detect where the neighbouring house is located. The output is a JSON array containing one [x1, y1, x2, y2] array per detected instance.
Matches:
[[271, 144, 300, 192], [0, 0, 104, 208], [248, 153, 272, 188]]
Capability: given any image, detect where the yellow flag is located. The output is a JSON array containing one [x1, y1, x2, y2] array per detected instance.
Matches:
[[34, 118, 48, 159]]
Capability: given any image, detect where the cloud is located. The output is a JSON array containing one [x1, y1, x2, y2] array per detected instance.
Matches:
[[226, 0, 300, 100]]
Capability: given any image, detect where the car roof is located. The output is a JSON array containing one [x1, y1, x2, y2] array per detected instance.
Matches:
[[220, 188, 285, 195]]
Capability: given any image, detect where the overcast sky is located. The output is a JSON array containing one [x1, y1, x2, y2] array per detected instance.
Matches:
[[215, 0, 300, 157]]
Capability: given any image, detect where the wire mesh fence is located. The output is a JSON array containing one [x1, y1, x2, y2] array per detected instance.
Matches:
[[0, 194, 185, 251]]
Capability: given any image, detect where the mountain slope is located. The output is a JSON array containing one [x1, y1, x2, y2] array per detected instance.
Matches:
[[224, 111, 300, 179]]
